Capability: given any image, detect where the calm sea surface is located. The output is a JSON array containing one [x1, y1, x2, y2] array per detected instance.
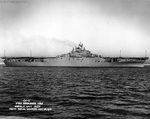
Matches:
[[0, 65, 150, 119]]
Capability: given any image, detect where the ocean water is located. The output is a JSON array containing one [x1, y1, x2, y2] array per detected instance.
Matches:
[[0, 65, 150, 119]]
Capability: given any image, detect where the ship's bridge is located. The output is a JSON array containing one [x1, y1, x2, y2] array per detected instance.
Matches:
[[69, 43, 98, 58]]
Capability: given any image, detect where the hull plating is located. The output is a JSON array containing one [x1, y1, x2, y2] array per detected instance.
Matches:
[[4, 57, 145, 67]]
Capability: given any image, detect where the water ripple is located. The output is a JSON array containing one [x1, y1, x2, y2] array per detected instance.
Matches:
[[0, 66, 150, 119]]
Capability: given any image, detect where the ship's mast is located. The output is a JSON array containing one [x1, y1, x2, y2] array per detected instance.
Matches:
[[4, 50, 6, 58], [145, 50, 147, 57], [30, 50, 32, 57], [120, 50, 121, 57]]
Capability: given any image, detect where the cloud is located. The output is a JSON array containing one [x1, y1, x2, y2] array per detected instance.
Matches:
[[0, 0, 39, 29], [0, 0, 150, 57], [0, 32, 77, 57]]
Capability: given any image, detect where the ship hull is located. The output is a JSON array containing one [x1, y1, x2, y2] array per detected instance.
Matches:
[[4, 57, 145, 67], [2, 42, 149, 67]]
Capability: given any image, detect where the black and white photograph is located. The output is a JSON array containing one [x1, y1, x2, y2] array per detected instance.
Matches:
[[0, 0, 150, 118]]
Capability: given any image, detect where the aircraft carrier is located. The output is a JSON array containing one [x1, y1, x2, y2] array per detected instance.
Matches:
[[1, 43, 149, 67]]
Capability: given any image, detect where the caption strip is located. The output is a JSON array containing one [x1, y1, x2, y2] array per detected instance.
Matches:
[[9, 99, 52, 111]]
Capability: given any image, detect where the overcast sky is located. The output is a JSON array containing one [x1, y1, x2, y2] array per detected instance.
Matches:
[[0, 0, 150, 57]]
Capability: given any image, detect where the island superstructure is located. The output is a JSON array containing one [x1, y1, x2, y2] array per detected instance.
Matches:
[[1, 43, 149, 67]]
